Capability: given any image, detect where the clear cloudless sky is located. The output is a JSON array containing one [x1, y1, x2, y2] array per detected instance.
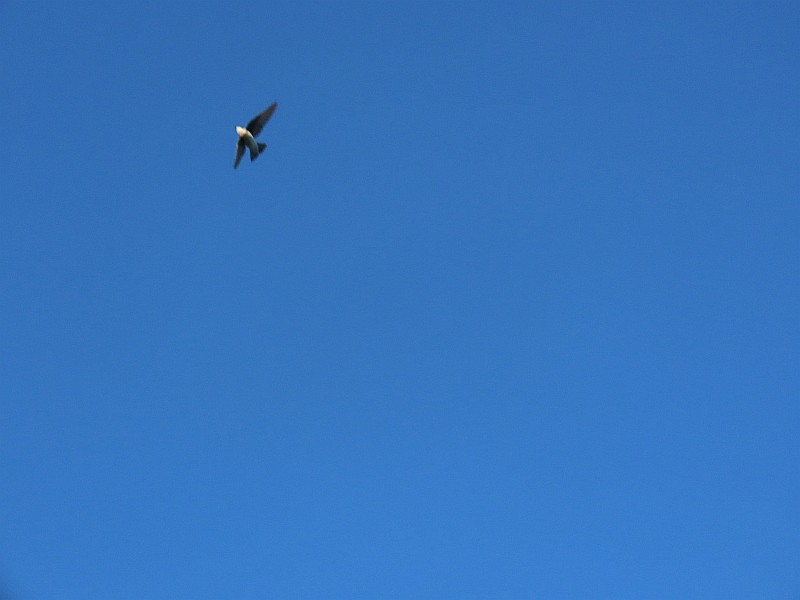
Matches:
[[1, 1, 798, 598]]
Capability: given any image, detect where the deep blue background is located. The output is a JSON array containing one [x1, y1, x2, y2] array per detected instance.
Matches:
[[1, 2, 798, 598]]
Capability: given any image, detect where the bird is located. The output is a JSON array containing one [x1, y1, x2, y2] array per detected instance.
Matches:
[[234, 101, 277, 169]]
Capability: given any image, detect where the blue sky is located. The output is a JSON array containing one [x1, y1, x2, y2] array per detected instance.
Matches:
[[1, 1, 798, 598]]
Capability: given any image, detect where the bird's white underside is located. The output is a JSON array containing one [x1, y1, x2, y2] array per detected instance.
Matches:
[[237, 127, 260, 156]]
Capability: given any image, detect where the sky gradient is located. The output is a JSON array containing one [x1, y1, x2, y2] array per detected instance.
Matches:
[[1, 2, 799, 598]]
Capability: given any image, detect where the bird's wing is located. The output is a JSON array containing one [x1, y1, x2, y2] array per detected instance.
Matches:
[[246, 102, 277, 137], [234, 139, 246, 169]]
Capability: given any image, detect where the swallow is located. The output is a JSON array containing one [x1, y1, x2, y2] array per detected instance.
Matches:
[[234, 101, 277, 169]]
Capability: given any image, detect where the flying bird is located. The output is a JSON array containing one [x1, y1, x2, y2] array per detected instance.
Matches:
[[234, 102, 277, 169]]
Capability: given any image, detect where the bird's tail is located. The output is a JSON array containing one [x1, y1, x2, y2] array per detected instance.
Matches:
[[251, 142, 267, 161]]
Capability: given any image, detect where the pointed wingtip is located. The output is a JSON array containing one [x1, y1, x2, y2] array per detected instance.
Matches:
[[234, 141, 245, 168]]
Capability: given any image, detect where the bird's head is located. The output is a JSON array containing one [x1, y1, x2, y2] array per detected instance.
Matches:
[[236, 125, 247, 137]]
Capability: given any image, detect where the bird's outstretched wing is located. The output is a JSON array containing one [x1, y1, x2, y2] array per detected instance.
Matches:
[[246, 102, 277, 137], [234, 140, 246, 169]]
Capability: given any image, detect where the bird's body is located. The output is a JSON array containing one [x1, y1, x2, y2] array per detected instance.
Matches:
[[234, 102, 277, 169], [236, 126, 262, 157]]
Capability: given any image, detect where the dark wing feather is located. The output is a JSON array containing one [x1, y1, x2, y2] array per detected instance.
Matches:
[[234, 140, 246, 169], [246, 102, 277, 137]]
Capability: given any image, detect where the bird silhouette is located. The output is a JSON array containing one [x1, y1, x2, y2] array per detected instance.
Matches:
[[234, 102, 277, 169]]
